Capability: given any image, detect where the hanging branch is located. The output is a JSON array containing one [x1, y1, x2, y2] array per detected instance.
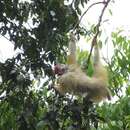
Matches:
[[71, 0, 75, 7], [86, 0, 111, 69], [73, 1, 106, 31]]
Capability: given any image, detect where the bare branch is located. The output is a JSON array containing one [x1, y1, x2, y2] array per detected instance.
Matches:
[[86, 0, 111, 69], [0, 34, 11, 42], [73, 1, 106, 31], [70, 0, 75, 7]]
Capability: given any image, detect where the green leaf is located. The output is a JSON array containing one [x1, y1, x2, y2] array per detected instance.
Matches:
[[81, 0, 85, 7], [126, 86, 130, 96], [109, 9, 113, 16]]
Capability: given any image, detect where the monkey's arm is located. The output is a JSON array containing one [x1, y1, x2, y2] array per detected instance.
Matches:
[[90, 44, 111, 101], [93, 44, 108, 81], [67, 33, 77, 65]]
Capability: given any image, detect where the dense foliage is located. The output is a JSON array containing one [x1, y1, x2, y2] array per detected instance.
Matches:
[[0, 0, 130, 130]]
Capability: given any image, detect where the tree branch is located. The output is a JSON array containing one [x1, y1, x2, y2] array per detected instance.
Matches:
[[0, 34, 11, 42], [86, 0, 111, 69], [70, 0, 75, 7], [73, 1, 106, 31]]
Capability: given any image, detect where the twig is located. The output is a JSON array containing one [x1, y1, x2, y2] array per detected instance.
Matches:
[[0, 16, 30, 44], [73, 1, 106, 31], [86, 0, 111, 69], [0, 34, 11, 42], [70, 0, 75, 7]]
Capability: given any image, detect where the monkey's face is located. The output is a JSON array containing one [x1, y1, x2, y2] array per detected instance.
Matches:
[[54, 64, 68, 76]]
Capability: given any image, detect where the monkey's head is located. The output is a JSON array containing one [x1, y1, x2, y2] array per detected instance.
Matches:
[[54, 64, 68, 76]]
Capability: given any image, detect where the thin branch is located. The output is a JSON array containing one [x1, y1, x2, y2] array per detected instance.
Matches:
[[73, 1, 106, 31], [86, 0, 111, 69], [0, 16, 30, 44], [70, 0, 75, 7], [0, 34, 11, 42]]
